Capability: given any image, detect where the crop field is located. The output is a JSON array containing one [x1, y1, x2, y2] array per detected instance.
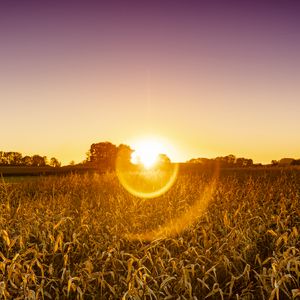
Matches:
[[0, 168, 300, 299]]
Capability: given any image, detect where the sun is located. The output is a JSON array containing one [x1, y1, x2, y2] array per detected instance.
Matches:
[[130, 138, 166, 169], [116, 136, 178, 198]]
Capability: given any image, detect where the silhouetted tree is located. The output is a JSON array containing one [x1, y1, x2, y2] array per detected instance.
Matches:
[[50, 157, 61, 168], [10, 152, 23, 165], [31, 155, 47, 167], [188, 155, 254, 168], [115, 144, 134, 170], [86, 142, 134, 171], [188, 158, 210, 164], [0, 152, 22, 165], [87, 142, 118, 171], [22, 156, 32, 166], [279, 158, 294, 166], [117, 144, 133, 161], [235, 157, 253, 167], [225, 154, 236, 165], [158, 153, 171, 164], [0, 151, 7, 165], [291, 159, 300, 166], [245, 159, 253, 167]]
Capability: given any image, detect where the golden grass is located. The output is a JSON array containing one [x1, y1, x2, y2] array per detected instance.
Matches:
[[0, 169, 300, 299]]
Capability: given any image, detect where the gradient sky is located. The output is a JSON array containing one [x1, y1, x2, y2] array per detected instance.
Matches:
[[1, 1, 300, 164]]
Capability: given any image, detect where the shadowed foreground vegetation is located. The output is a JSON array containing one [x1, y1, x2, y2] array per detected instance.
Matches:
[[0, 169, 300, 299]]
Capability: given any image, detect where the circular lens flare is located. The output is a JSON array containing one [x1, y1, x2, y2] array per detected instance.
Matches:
[[116, 142, 178, 199], [125, 162, 220, 241], [115, 141, 220, 241]]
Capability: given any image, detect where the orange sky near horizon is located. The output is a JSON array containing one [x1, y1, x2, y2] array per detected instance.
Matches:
[[1, 2, 300, 165]]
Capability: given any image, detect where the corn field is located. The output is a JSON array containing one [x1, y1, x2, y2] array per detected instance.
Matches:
[[0, 168, 300, 299]]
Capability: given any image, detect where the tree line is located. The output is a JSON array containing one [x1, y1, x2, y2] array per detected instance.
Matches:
[[0, 151, 61, 167], [188, 154, 255, 167], [271, 158, 300, 166], [2, 142, 299, 170], [189, 155, 300, 167], [84, 142, 171, 171], [84, 143, 257, 171]]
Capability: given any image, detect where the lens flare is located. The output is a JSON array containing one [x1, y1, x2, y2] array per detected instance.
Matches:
[[116, 139, 219, 241], [121, 162, 220, 241], [116, 142, 178, 199], [126, 173, 218, 241], [131, 150, 158, 169], [130, 138, 168, 169]]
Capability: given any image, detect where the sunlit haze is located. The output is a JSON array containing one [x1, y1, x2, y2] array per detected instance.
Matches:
[[1, 1, 300, 164]]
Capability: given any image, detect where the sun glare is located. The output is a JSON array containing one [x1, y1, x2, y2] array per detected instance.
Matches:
[[130, 139, 164, 169], [116, 137, 178, 198]]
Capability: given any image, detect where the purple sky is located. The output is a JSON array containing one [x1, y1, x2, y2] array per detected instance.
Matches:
[[1, 1, 300, 164]]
